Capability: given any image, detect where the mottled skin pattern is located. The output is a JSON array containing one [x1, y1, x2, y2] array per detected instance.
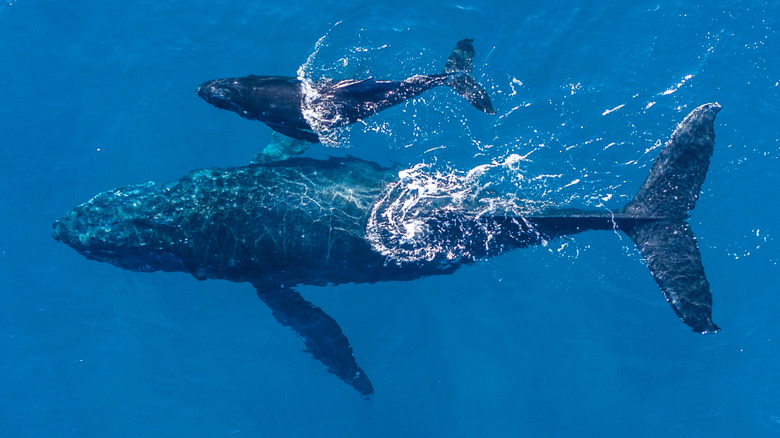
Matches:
[[53, 104, 722, 396], [53, 157, 454, 287], [52, 157, 633, 291]]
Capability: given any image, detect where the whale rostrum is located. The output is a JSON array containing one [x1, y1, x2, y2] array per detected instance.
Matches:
[[53, 103, 722, 396]]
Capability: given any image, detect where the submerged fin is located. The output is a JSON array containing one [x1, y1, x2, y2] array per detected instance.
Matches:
[[443, 38, 496, 114], [253, 131, 313, 164], [254, 285, 374, 397], [620, 103, 722, 333], [268, 124, 320, 144]]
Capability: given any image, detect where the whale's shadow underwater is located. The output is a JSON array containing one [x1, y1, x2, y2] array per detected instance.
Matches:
[[54, 103, 721, 397]]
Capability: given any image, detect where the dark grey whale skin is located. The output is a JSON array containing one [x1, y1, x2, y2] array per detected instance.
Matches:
[[53, 103, 721, 396], [196, 39, 495, 143]]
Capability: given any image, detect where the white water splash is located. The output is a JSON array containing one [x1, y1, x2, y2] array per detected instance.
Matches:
[[602, 104, 625, 116], [296, 24, 348, 147], [661, 74, 693, 95], [366, 154, 553, 264]]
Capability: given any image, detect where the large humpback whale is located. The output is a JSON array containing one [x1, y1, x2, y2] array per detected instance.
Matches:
[[196, 39, 495, 144], [53, 103, 721, 397]]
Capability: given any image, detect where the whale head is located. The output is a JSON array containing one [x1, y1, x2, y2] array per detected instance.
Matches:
[[53, 182, 188, 273], [196, 78, 249, 114]]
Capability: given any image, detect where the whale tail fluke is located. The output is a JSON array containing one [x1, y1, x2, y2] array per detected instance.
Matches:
[[622, 103, 721, 220], [443, 39, 496, 114], [618, 103, 722, 333]]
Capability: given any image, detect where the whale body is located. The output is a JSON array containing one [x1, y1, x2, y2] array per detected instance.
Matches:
[[196, 39, 495, 144], [53, 104, 722, 396]]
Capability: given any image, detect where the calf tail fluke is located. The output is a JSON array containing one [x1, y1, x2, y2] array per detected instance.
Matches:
[[620, 103, 722, 333], [443, 39, 496, 114]]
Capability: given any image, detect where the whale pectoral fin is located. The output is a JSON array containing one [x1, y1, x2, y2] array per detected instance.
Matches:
[[328, 77, 402, 98], [253, 132, 314, 163], [254, 285, 374, 397], [267, 124, 320, 144], [330, 77, 378, 91]]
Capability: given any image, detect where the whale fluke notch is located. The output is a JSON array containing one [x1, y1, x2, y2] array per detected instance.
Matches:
[[255, 285, 374, 397], [620, 103, 722, 333], [443, 38, 496, 114]]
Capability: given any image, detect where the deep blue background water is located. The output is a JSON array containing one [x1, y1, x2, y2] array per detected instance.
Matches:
[[1, 1, 778, 436]]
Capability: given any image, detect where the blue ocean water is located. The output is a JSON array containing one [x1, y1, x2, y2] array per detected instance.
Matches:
[[1, 0, 778, 436]]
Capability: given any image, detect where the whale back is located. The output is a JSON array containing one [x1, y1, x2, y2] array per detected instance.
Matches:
[[53, 157, 408, 285], [163, 157, 403, 284]]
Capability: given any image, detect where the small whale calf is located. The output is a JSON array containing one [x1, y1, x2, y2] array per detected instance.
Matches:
[[196, 39, 495, 144], [54, 103, 722, 396]]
